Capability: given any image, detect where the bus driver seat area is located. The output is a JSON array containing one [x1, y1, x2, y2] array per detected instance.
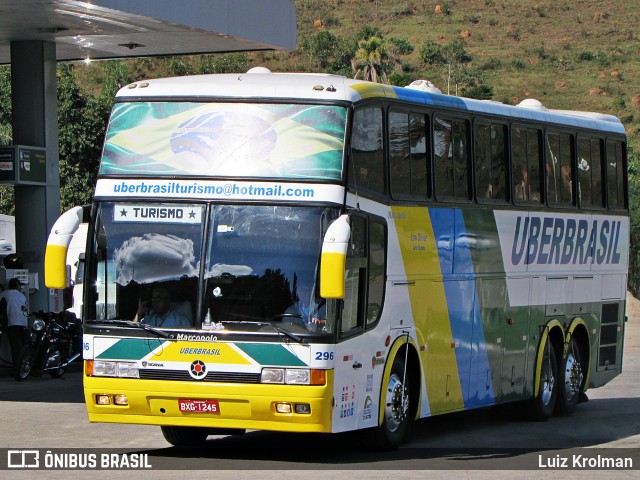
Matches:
[[171, 300, 193, 327]]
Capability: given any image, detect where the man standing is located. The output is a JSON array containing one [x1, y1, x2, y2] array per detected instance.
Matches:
[[1, 278, 28, 377]]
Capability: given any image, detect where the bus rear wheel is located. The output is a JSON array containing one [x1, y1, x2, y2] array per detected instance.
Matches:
[[370, 355, 412, 450], [161, 426, 209, 447], [530, 339, 557, 420], [556, 337, 584, 416]]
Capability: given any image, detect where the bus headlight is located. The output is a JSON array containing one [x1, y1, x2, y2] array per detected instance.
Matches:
[[261, 368, 285, 384], [285, 368, 310, 385], [93, 360, 117, 377], [117, 362, 139, 378], [92, 360, 139, 378], [260, 368, 326, 385]]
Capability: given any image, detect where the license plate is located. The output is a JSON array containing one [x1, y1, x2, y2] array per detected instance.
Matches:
[[178, 399, 220, 414]]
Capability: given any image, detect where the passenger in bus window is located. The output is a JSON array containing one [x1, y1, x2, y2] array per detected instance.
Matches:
[[134, 287, 190, 329], [561, 164, 573, 204], [514, 166, 528, 201]]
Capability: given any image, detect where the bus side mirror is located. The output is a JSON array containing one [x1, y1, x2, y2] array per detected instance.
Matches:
[[45, 206, 84, 289], [320, 214, 350, 299]]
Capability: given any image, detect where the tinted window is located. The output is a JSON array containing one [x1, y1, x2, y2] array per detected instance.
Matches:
[[606, 140, 626, 209], [475, 123, 507, 202], [350, 107, 384, 194], [434, 116, 469, 199], [512, 127, 542, 203], [390, 110, 430, 199], [546, 132, 574, 205], [577, 137, 604, 208]]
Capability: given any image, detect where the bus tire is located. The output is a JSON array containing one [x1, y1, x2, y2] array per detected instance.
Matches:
[[530, 338, 557, 420], [556, 337, 583, 416], [160, 426, 209, 447], [370, 355, 412, 450]]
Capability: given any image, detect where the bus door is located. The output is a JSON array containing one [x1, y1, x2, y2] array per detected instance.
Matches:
[[331, 215, 382, 433]]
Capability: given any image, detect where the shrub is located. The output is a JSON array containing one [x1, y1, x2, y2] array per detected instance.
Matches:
[[479, 57, 503, 71], [388, 37, 415, 56], [465, 84, 494, 100], [511, 59, 526, 69], [420, 41, 445, 66]]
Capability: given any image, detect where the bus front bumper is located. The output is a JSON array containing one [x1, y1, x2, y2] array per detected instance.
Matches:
[[84, 373, 334, 433]]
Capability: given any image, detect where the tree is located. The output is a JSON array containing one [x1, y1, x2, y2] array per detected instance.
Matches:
[[57, 63, 112, 210], [352, 36, 390, 83], [302, 30, 339, 70], [627, 145, 640, 296], [0, 66, 14, 214]]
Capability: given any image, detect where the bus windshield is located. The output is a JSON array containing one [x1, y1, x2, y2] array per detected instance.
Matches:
[[99, 102, 347, 181], [91, 202, 338, 336]]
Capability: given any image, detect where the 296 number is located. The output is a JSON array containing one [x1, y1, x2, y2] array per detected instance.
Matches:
[[315, 351, 334, 361]]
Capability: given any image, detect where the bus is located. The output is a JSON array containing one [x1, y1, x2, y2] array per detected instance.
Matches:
[[44, 67, 628, 450]]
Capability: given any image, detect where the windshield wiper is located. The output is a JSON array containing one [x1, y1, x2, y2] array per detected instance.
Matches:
[[85, 319, 176, 340], [270, 323, 308, 346]]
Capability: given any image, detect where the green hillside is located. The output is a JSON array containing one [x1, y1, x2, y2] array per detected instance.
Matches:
[[295, 0, 640, 129]]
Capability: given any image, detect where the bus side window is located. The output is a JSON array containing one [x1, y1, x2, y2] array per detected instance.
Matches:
[[389, 110, 411, 196], [512, 126, 542, 203], [434, 116, 469, 200], [475, 123, 507, 202], [606, 140, 626, 209], [389, 111, 430, 199], [341, 216, 367, 335], [577, 136, 604, 208], [366, 220, 385, 327], [546, 131, 574, 206], [410, 113, 430, 198], [340, 216, 386, 335], [350, 107, 384, 195]]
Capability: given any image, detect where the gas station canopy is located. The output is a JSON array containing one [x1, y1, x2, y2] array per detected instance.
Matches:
[[0, 0, 297, 64]]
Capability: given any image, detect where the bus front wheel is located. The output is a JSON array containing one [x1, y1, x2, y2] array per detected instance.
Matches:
[[161, 426, 209, 447], [370, 355, 412, 450]]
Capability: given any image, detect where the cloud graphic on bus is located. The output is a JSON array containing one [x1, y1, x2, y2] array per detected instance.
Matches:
[[114, 233, 197, 284]]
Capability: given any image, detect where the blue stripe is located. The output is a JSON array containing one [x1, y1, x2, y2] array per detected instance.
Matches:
[[429, 207, 496, 408]]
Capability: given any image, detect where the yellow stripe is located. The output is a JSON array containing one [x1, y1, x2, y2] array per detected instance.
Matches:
[[349, 83, 398, 99], [392, 206, 464, 412]]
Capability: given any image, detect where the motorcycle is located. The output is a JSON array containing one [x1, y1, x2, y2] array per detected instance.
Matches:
[[15, 310, 82, 381]]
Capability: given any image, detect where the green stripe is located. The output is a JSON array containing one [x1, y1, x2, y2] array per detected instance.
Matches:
[[237, 343, 307, 366], [96, 338, 163, 360]]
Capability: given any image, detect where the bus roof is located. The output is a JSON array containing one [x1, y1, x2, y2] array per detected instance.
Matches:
[[116, 69, 626, 135]]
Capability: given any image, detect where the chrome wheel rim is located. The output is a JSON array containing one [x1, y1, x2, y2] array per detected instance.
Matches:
[[563, 352, 583, 400], [541, 355, 555, 406], [384, 372, 408, 433]]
